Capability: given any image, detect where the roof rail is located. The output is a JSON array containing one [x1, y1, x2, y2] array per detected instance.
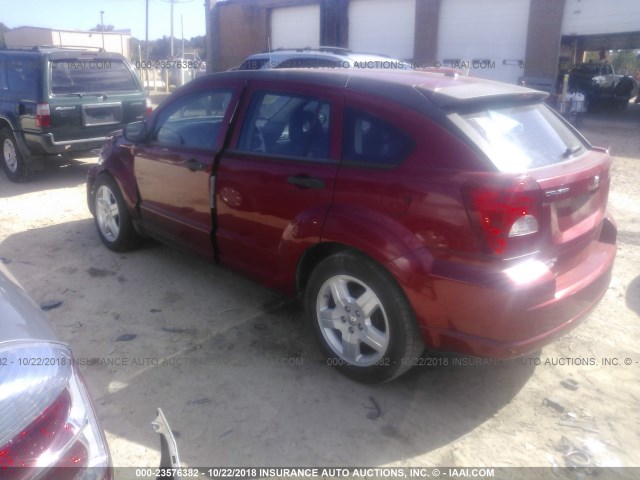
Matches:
[[1, 45, 105, 52], [264, 46, 353, 55], [33, 45, 105, 52]]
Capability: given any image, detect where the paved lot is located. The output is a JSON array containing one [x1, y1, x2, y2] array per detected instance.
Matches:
[[0, 105, 638, 471]]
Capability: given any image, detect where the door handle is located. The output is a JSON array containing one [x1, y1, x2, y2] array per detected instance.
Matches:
[[287, 175, 325, 189], [183, 158, 207, 172]]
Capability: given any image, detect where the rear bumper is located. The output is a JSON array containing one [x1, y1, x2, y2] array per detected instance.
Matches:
[[394, 216, 617, 358], [23, 131, 108, 156]]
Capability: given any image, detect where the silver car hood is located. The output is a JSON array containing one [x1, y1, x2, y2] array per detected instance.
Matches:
[[0, 263, 59, 344]]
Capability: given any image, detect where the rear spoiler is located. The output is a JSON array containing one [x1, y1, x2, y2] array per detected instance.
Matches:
[[418, 82, 548, 111]]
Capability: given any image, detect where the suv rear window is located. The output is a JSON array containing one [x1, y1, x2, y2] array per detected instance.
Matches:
[[460, 104, 585, 172], [50, 60, 139, 94]]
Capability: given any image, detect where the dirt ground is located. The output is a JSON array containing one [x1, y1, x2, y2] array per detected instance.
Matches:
[[0, 106, 638, 474]]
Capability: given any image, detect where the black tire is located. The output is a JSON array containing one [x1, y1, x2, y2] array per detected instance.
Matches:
[[305, 250, 423, 383], [92, 174, 141, 252], [0, 128, 32, 182]]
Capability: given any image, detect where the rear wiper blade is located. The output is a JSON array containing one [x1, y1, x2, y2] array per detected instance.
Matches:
[[562, 145, 582, 158]]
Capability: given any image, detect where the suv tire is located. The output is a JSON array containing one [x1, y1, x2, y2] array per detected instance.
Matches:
[[1, 129, 32, 182], [305, 250, 423, 383]]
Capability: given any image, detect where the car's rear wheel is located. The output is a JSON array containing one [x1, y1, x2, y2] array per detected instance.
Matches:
[[93, 174, 141, 252], [305, 251, 423, 383], [1, 129, 32, 182]]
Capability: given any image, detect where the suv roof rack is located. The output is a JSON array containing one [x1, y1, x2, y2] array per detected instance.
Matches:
[[1, 45, 105, 52], [33, 45, 105, 52]]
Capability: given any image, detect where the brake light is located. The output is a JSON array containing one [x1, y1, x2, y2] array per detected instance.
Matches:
[[0, 343, 111, 479], [463, 176, 541, 258], [36, 103, 51, 127], [146, 97, 153, 115]]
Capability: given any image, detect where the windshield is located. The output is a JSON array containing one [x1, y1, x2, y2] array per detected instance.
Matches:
[[460, 104, 585, 172], [50, 59, 140, 95]]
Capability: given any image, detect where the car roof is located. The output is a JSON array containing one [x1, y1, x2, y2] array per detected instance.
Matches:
[[0, 264, 59, 344], [190, 68, 547, 111]]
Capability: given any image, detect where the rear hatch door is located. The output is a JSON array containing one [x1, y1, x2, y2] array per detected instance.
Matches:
[[454, 100, 611, 271], [49, 53, 146, 141]]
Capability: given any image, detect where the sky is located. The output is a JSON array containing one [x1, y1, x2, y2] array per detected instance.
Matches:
[[1, 0, 208, 40]]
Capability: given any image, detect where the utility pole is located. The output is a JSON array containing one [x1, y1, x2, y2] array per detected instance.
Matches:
[[100, 10, 105, 51], [170, 0, 174, 58], [145, 0, 149, 61]]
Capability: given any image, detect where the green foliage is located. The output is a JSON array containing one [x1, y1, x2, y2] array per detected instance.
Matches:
[[610, 50, 639, 76], [0, 22, 9, 49], [90, 24, 115, 32]]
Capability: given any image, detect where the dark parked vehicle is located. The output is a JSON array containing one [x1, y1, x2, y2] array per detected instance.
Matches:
[[565, 62, 633, 110], [88, 69, 617, 383], [0, 46, 150, 182], [0, 263, 111, 478]]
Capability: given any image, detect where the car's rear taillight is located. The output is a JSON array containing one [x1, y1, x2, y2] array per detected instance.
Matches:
[[146, 98, 153, 115], [0, 343, 111, 479], [463, 175, 542, 258], [35, 103, 52, 127]]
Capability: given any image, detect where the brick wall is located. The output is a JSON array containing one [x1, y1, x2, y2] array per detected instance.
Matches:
[[523, 0, 566, 89]]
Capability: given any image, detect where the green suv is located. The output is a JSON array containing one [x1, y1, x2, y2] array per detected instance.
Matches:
[[0, 47, 149, 182]]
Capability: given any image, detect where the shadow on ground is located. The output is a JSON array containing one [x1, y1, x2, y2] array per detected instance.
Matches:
[[0, 158, 94, 197], [0, 220, 537, 467]]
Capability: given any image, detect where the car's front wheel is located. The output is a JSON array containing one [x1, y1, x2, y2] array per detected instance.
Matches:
[[93, 174, 141, 252], [0, 129, 32, 182], [305, 251, 423, 383]]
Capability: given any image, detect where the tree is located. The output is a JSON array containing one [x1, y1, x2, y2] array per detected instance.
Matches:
[[90, 24, 115, 32], [0, 22, 10, 49], [611, 49, 639, 75]]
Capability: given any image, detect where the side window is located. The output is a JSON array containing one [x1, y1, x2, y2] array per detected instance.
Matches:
[[6, 58, 38, 93], [237, 91, 331, 160], [342, 107, 414, 167], [152, 89, 233, 150]]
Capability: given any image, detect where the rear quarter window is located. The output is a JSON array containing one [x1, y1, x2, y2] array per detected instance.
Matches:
[[342, 107, 414, 167], [459, 104, 586, 172], [6, 58, 40, 93], [50, 59, 140, 94]]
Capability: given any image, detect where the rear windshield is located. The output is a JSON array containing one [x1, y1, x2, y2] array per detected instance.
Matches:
[[460, 104, 585, 172], [50, 59, 139, 94]]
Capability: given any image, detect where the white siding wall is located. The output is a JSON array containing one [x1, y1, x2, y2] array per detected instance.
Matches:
[[437, 0, 531, 84], [271, 4, 321, 49], [57, 31, 130, 57], [562, 0, 640, 36], [4, 27, 130, 57], [348, 0, 416, 60]]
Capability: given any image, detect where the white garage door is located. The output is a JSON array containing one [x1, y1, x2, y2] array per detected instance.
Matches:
[[270, 4, 321, 50], [348, 0, 416, 60], [562, 0, 640, 36], [437, 0, 530, 84]]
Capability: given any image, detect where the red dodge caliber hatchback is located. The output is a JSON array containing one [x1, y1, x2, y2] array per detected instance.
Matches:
[[87, 69, 616, 383]]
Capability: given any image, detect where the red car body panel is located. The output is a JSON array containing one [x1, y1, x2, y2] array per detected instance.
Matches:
[[87, 69, 616, 360]]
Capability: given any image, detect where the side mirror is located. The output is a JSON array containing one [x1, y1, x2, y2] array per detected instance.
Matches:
[[123, 122, 148, 143]]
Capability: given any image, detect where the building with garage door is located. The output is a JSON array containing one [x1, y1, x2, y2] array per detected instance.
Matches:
[[206, 0, 640, 89]]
